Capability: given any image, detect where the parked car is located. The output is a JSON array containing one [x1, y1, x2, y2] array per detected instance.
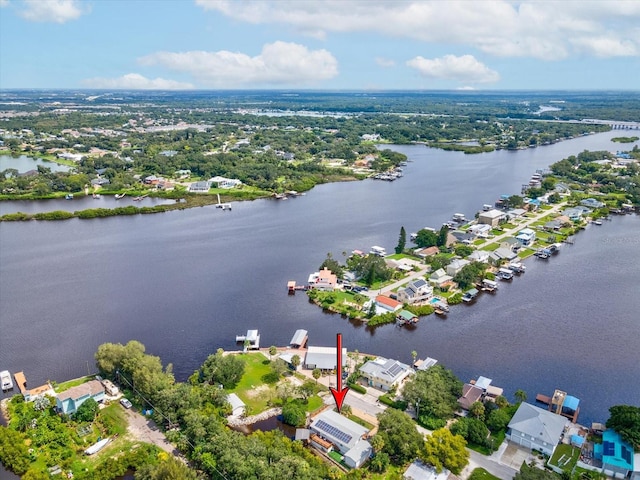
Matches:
[[120, 398, 133, 409]]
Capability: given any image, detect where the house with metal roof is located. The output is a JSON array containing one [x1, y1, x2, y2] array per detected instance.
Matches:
[[506, 402, 568, 456], [226, 393, 246, 417], [375, 295, 403, 314], [304, 346, 347, 371], [447, 258, 470, 276], [360, 357, 414, 391], [310, 409, 372, 467], [478, 209, 505, 226], [403, 459, 450, 480], [428, 268, 453, 287], [56, 380, 105, 415]]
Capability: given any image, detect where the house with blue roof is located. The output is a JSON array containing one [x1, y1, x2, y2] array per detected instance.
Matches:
[[516, 228, 536, 246], [594, 430, 636, 478]]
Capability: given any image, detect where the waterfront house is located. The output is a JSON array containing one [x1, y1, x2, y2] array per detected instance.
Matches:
[[470, 376, 503, 402], [189, 180, 212, 193], [506, 402, 568, 456], [563, 206, 591, 221], [375, 295, 403, 314], [490, 246, 519, 263], [403, 459, 450, 480], [414, 357, 438, 371], [144, 175, 160, 185], [468, 224, 492, 237], [446, 258, 470, 276], [56, 380, 105, 415], [359, 357, 414, 391], [396, 278, 433, 304], [226, 393, 246, 417], [594, 430, 636, 478], [396, 310, 419, 325], [414, 246, 440, 259], [506, 208, 527, 220], [581, 198, 605, 209], [209, 176, 242, 189], [304, 346, 347, 371], [469, 250, 491, 263], [307, 267, 338, 291], [309, 409, 372, 467], [478, 209, 505, 226], [516, 228, 536, 246], [457, 384, 484, 411], [429, 268, 453, 287]]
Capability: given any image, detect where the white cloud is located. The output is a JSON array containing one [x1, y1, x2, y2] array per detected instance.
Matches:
[[375, 57, 395, 68], [82, 74, 194, 90], [138, 41, 338, 87], [195, 0, 640, 60], [19, 0, 85, 23], [407, 54, 500, 84], [0, 0, 9, 8]]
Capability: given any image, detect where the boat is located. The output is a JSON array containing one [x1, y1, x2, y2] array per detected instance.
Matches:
[[497, 268, 514, 281], [92, 193, 101, 199], [65, 194, 74, 200], [115, 193, 126, 199], [369, 246, 387, 257], [84, 437, 111, 455], [1, 370, 13, 391], [480, 279, 498, 292], [593, 219, 603, 225], [432, 301, 450, 315], [462, 288, 479, 303], [508, 262, 526, 274]]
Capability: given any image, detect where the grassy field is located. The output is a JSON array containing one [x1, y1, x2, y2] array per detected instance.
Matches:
[[549, 443, 580, 472], [468, 467, 501, 480], [56, 375, 95, 392]]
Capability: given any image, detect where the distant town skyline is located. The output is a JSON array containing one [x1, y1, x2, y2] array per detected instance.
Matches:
[[1, 0, 639, 90]]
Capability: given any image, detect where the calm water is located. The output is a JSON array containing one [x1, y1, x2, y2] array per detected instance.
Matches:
[[0, 154, 71, 173], [1, 130, 639, 434]]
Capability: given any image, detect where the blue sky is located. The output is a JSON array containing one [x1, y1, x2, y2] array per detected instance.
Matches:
[[1, 0, 639, 90]]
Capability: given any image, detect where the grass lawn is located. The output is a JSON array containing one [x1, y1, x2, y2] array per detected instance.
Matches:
[[229, 352, 274, 413], [473, 239, 485, 246], [481, 243, 500, 251], [346, 413, 375, 430], [367, 464, 404, 479], [468, 468, 501, 480], [549, 444, 580, 472], [518, 249, 533, 259]]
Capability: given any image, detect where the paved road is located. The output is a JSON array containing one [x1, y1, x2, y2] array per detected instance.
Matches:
[[462, 449, 518, 480]]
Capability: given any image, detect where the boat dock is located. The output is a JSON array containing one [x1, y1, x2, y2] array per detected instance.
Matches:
[[236, 330, 260, 351], [287, 281, 309, 293], [536, 389, 580, 423]]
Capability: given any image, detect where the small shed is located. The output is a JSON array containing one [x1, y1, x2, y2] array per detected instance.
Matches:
[[226, 393, 246, 417]]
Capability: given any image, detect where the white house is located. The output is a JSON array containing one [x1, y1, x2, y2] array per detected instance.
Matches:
[[359, 357, 414, 391], [446, 258, 470, 276], [189, 180, 211, 193], [396, 279, 433, 304], [506, 402, 568, 456], [429, 268, 452, 287], [209, 176, 242, 189], [375, 295, 403, 314], [310, 409, 372, 468], [478, 209, 505, 226], [516, 228, 536, 246], [304, 346, 347, 371], [469, 250, 491, 263], [403, 460, 450, 480]]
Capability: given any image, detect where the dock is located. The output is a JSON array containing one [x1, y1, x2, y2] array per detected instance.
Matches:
[[236, 329, 260, 351], [287, 281, 309, 293], [536, 389, 580, 423]]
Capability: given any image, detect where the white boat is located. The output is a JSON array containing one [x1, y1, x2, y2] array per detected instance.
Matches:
[[1, 370, 13, 391], [84, 437, 111, 455]]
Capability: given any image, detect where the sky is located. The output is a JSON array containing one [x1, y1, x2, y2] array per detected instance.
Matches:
[[1, 0, 639, 90]]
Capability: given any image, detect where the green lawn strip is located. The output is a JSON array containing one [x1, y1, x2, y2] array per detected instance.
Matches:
[[56, 375, 94, 392], [481, 243, 500, 251], [468, 467, 501, 480], [305, 396, 324, 413], [473, 239, 485, 246], [346, 413, 374, 430], [548, 444, 580, 472]]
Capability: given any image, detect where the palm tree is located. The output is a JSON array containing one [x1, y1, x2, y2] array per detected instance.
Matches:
[[312, 368, 321, 384], [515, 389, 527, 403], [411, 350, 418, 366], [291, 354, 301, 371]]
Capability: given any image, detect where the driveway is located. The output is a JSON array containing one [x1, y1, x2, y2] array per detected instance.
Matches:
[[122, 406, 181, 457]]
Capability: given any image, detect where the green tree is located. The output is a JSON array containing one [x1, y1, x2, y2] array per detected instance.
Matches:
[[376, 408, 424, 464], [312, 368, 321, 384], [422, 428, 469, 475], [200, 348, 245, 389], [514, 462, 559, 480], [319, 253, 344, 278], [369, 452, 390, 473], [135, 456, 199, 480], [269, 345, 277, 360], [282, 402, 307, 427], [297, 380, 316, 402], [402, 365, 462, 420], [74, 398, 100, 422], [415, 228, 439, 248], [486, 407, 513, 433], [514, 389, 527, 404], [291, 354, 301, 370], [437, 225, 449, 247], [606, 405, 640, 450], [0, 426, 30, 475], [469, 401, 485, 419], [396, 226, 406, 254]]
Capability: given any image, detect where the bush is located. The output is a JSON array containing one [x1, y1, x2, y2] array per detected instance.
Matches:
[[448, 293, 463, 305], [33, 210, 74, 220], [348, 382, 366, 394], [419, 415, 447, 430], [1, 212, 32, 221], [379, 394, 407, 410], [282, 402, 306, 427]]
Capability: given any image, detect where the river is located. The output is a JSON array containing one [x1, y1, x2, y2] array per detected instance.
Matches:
[[0, 130, 638, 435]]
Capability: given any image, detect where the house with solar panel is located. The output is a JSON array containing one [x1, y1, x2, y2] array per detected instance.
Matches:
[[309, 409, 373, 468], [594, 430, 637, 478], [359, 357, 414, 391], [396, 278, 433, 304], [506, 402, 568, 456]]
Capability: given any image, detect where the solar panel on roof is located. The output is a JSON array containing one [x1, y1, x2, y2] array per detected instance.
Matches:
[[386, 363, 404, 377], [622, 446, 631, 464], [603, 441, 615, 456], [315, 420, 353, 444]]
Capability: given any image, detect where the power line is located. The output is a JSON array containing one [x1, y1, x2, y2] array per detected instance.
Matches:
[[116, 370, 230, 480]]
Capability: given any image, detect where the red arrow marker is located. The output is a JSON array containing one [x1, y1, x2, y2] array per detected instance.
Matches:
[[330, 333, 349, 412]]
